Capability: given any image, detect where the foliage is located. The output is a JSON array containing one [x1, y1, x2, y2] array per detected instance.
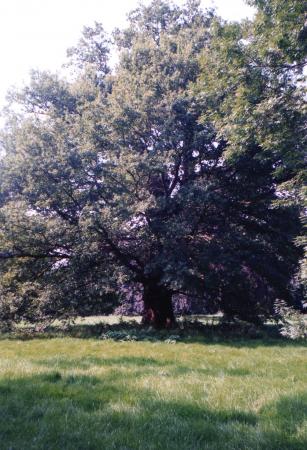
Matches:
[[197, 0, 306, 184], [274, 299, 307, 340], [194, 0, 306, 319], [0, 0, 305, 326]]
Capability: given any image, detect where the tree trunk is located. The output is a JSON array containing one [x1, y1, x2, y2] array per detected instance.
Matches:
[[141, 282, 176, 328]]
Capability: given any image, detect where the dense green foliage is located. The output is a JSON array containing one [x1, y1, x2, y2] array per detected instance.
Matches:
[[194, 0, 306, 319], [0, 0, 305, 327]]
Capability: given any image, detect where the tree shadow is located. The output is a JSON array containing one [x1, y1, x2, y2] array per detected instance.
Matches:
[[59, 321, 307, 348], [1, 320, 306, 348], [34, 355, 253, 378], [0, 373, 305, 449], [35, 355, 173, 370], [258, 392, 307, 449]]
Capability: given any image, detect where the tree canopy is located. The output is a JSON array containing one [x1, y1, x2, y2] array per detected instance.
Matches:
[[0, 0, 305, 328]]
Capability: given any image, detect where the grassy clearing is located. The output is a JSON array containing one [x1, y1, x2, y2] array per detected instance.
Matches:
[[0, 325, 306, 449]]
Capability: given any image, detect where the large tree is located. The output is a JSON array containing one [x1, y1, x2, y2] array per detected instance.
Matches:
[[0, 0, 304, 328]]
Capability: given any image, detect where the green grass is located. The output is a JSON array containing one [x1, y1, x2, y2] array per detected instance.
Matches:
[[0, 326, 306, 449]]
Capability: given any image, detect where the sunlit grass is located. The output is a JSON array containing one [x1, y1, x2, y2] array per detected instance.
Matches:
[[0, 333, 306, 449]]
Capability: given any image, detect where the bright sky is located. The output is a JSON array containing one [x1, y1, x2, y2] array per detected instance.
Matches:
[[0, 0, 254, 110]]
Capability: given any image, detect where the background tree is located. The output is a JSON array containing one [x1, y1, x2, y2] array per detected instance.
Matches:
[[195, 0, 306, 310], [0, 0, 304, 328]]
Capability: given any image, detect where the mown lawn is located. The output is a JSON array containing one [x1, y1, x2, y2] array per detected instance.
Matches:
[[0, 335, 306, 449]]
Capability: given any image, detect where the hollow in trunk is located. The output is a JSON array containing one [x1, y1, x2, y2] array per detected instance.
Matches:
[[142, 282, 176, 328]]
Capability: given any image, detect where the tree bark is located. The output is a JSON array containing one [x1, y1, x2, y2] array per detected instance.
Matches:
[[141, 282, 176, 328]]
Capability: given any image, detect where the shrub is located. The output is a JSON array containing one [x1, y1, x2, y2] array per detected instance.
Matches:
[[274, 299, 307, 340]]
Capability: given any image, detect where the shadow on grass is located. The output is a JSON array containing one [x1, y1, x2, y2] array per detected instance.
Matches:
[[34, 355, 253, 378], [0, 373, 306, 450], [2, 320, 305, 348], [35, 355, 171, 370]]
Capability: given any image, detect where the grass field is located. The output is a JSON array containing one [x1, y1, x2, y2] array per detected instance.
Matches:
[[0, 324, 306, 449]]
